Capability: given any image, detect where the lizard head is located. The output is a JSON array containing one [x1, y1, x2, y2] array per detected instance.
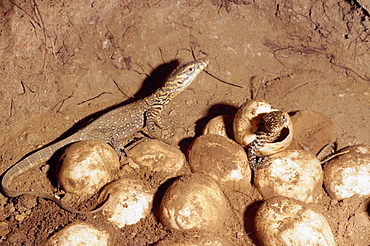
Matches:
[[154, 58, 209, 103], [259, 111, 289, 133]]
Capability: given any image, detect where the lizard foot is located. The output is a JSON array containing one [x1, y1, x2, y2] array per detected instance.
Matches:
[[256, 156, 272, 170]]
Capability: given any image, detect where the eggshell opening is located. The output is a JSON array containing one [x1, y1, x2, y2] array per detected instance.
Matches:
[[233, 99, 293, 156]]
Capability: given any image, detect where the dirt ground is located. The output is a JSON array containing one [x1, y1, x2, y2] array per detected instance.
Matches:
[[0, 0, 369, 245]]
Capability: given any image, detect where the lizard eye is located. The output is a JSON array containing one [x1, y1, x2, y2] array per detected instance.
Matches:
[[188, 67, 194, 72]]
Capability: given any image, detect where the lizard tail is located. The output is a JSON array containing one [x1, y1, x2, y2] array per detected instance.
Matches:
[[0, 133, 109, 213]]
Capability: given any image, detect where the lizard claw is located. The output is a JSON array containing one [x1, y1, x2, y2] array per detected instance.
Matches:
[[256, 156, 272, 170]]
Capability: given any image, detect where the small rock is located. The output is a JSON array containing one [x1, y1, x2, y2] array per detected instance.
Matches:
[[0, 207, 6, 221], [186, 99, 194, 106], [15, 213, 26, 222], [40, 164, 50, 173], [17, 194, 37, 211], [4, 203, 15, 214], [0, 221, 10, 237], [0, 193, 7, 206], [24, 132, 42, 145], [353, 212, 370, 229], [7, 231, 24, 244]]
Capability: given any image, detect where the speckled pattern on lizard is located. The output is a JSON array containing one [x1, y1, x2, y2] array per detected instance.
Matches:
[[1, 58, 209, 213], [247, 110, 289, 172]]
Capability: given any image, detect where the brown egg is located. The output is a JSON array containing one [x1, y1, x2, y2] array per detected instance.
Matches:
[[98, 178, 153, 228], [323, 145, 370, 200], [203, 115, 234, 138], [159, 173, 228, 231], [255, 196, 335, 246], [187, 134, 252, 193], [58, 140, 120, 198], [126, 138, 186, 179], [44, 222, 109, 246], [254, 150, 324, 203]]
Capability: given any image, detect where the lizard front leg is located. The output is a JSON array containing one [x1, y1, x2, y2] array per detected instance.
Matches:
[[145, 107, 173, 140], [248, 131, 280, 173]]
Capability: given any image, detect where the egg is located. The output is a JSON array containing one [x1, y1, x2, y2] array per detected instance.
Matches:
[[187, 134, 251, 192], [125, 139, 185, 179], [233, 99, 293, 156], [58, 140, 120, 199], [203, 115, 234, 138], [323, 145, 370, 200], [254, 150, 323, 203], [288, 110, 334, 155], [97, 178, 153, 228], [44, 222, 109, 246], [255, 196, 335, 246], [159, 173, 228, 231]]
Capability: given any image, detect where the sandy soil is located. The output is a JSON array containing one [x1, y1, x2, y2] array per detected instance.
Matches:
[[0, 0, 369, 245]]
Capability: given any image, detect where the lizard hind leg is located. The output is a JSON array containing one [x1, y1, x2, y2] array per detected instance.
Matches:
[[110, 138, 128, 157]]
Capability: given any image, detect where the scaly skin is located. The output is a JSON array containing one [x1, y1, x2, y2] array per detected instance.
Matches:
[[248, 111, 289, 172], [1, 58, 209, 213]]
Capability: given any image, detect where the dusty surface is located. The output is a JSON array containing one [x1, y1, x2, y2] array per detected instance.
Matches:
[[0, 0, 369, 245]]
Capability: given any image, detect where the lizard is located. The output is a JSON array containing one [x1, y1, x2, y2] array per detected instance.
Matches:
[[247, 110, 289, 172], [1, 58, 209, 213]]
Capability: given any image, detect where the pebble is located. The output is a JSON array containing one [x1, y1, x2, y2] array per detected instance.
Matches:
[[0, 221, 9, 237], [15, 213, 26, 222], [5, 203, 15, 214], [16, 194, 37, 212], [24, 132, 41, 145], [41, 164, 50, 173]]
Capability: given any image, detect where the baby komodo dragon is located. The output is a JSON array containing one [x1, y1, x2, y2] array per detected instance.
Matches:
[[1, 58, 209, 213], [248, 111, 289, 172]]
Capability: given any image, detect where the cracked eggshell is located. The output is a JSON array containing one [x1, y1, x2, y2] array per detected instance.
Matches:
[[187, 134, 252, 192], [255, 150, 323, 203], [233, 99, 293, 156], [126, 139, 185, 177], [255, 196, 336, 246], [323, 145, 370, 200], [159, 173, 228, 231], [44, 222, 109, 246], [203, 115, 234, 138], [58, 140, 120, 198], [98, 178, 153, 228]]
